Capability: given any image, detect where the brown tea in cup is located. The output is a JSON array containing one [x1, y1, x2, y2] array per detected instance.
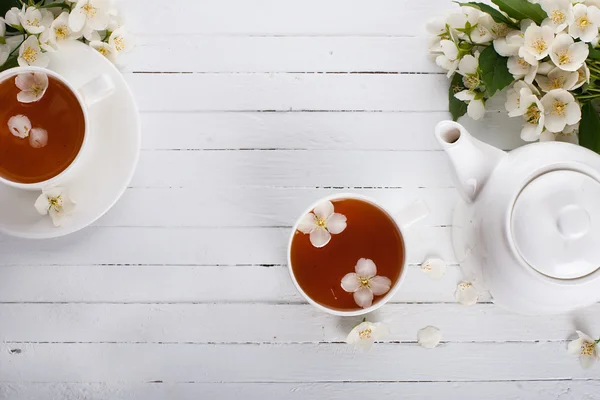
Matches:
[[0, 72, 85, 184], [289, 197, 405, 312]]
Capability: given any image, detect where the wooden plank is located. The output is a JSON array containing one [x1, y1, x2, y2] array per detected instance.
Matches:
[[0, 226, 455, 266], [121, 0, 458, 36], [1, 381, 598, 400], [129, 150, 454, 188], [126, 73, 449, 112], [0, 342, 595, 382], [2, 381, 597, 400], [0, 264, 474, 303], [126, 36, 439, 73], [139, 111, 524, 151], [99, 187, 458, 227], [0, 303, 596, 343]]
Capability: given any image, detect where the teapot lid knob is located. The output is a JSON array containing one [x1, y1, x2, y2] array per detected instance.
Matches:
[[511, 170, 600, 279]]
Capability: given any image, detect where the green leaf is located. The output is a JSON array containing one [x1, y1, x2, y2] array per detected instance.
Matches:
[[588, 43, 600, 61], [579, 102, 600, 154], [478, 45, 514, 97], [449, 73, 468, 121], [0, 54, 18, 73], [458, 2, 518, 28], [491, 0, 547, 25]]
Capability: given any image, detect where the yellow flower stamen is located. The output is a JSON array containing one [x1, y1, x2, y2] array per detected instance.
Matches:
[[360, 277, 371, 288], [552, 100, 567, 116], [82, 4, 97, 17], [549, 76, 565, 89], [48, 195, 63, 213], [315, 217, 327, 228], [55, 25, 69, 40], [113, 37, 125, 52], [31, 84, 43, 96], [458, 282, 473, 290], [577, 15, 590, 29], [27, 18, 40, 27], [581, 342, 596, 356], [551, 10, 566, 25], [525, 103, 541, 125], [532, 38, 547, 53], [22, 47, 38, 63], [517, 57, 530, 67], [358, 328, 372, 340], [557, 50, 571, 65]]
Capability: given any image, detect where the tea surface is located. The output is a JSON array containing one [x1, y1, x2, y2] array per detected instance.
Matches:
[[0, 74, 85, 183], [290, 198, 405, 311]]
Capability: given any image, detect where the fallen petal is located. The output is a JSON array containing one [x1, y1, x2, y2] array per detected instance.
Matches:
[[455, 281, 479, 306], [421, 258, 447, 279], [418, 326, 442, 349], [34, 194, 49, 215], [29, 128, 48, 148], [7, 114, 32, 138]]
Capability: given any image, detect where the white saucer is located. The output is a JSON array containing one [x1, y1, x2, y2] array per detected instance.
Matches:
[[0, 41, 141, 239]]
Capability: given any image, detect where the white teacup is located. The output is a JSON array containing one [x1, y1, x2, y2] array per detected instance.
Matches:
[[0, 66, 114, 190], [287, 193, 429, 316]]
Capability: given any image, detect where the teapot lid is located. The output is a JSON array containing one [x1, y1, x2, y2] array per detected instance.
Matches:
[[511, 170, 600, 279]]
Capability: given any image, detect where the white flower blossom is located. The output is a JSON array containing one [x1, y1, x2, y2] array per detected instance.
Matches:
[[550, 33, 589, 71], [4, 7, 22, 29], [15, 72, 48, 103], [457, 53, 481, 89], [478, 14, 510, 39], [108, 27, 134, 55], [19, 6, 53, 35], [297, 200, 347, 248], [569, 4, 600, 42], [508, 56, 538, 84], [541, 0, 575, 32], [514, 87, 546, 141], [455, 281, 479, 305], [421, 258, 447, 279], [69, 0, 110, 39], [494, 30, 524, 57], [567, 331, 599, 369], [89, 40, 118, 63], [29, 128, 48, 149], [454, 90, 486, 120], [418, 326, 442, 349], [436, 40, 460, 77], [341, 258, 391, 309], [34, 187, 76, 227], [521, 24, 555, 62], [7, 114, 31, 138], [346, 321, 389, 351], [18, 35, 49, 67], [40, 12, 81, 51], [572, 63, 591, 89], [540, 89, 581, 132], [536, 67, 579, 92]]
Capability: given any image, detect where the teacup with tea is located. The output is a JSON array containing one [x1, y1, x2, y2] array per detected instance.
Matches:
[[0, 66, 114, 190], [288, 194, 428, 316]]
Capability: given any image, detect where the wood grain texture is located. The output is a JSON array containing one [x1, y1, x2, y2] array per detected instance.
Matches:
[[0, 342, 595, 382], [0, 303, 597, 343], [2, 381, 599, 400]]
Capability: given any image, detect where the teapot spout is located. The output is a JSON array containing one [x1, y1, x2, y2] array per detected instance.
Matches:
[[435, 121, 505, 203]]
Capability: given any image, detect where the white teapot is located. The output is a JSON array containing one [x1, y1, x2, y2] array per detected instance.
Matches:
[[435, 120, 600, 315]]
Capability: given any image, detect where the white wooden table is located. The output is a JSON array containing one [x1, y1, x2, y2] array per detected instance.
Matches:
[[1, 1, 599, 399]]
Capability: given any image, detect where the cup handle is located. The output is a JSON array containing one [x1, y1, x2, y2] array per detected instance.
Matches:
[[78, 74, 115, 107], [395, 200, 430, 229]]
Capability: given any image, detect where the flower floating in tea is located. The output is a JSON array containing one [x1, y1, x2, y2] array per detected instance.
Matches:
[[454, 281, 480, 306], [346, 321, 389, 351], [34, 187, 76, 228], [297, 200, 347, 248], [421, 258, 447, 280], [29, 128, 48, 149], [341, 258, 391, 308], [568, 330, 600, 369], [417, 326, 442, 349], [7, 114, 32, 138], [15, 72, 48, 103]]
